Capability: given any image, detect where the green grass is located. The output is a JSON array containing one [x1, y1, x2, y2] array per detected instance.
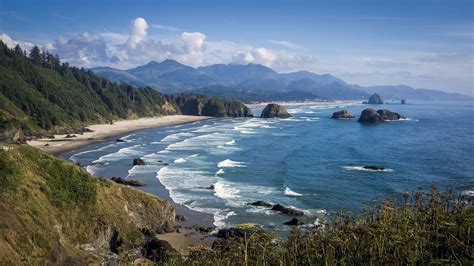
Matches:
[[182, 187, 473, 265]]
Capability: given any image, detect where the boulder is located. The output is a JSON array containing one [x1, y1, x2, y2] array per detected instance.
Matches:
[[133, 158, 146, 166], [401, 99, 406, 104], [358, 108, 384, 124], [283, 218, 304, 226], [271, 204, 304, 216], [260, 104, 292, 118], [363, 165, 385, 171], [64, 134, 77, 138], [141, 238, 178, 262], [111, 177, 146, 187], [116, 138, 126, 142], [247, 201, 273, 208], [368, 93, 383, 104], [377, 109, 405, 121], [331, 109, 355, 119]]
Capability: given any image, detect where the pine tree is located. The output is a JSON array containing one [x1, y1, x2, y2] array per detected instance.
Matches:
[[29, 45, 42, 65]]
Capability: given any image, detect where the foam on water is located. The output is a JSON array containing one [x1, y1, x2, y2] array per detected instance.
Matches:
[[216, 169, 225, 175], [284, 185, 303, 197], [218, 159, 245, 168], [174, 158, 186, 163], [214, 180, 241, 200]]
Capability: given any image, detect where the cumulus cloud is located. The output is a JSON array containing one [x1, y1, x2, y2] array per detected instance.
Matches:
[[1, 17, 314, 71], [127, 17, 148, 49], [0, 33, 36, 51]]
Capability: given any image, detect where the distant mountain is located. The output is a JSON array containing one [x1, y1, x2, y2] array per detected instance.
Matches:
[[90, 60, 472, 102], [364, 85, 473, 101]]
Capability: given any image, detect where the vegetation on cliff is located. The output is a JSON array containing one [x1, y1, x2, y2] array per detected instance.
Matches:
[[186, 188, 473, 265], [0, 145, 175, 264], [0, 41, 252, 138]]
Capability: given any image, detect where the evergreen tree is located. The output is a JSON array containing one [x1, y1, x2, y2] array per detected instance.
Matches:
[[29, 45, 42, 65]]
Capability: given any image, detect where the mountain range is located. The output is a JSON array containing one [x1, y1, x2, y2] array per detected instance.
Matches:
[[91, 60, 472, 103]]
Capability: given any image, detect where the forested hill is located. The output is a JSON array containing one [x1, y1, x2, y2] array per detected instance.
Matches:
[[0, 42, 252, 139]]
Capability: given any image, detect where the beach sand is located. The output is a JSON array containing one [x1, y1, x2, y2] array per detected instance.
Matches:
[[28, 115, 212, 155], [156, 228, 216, 255]]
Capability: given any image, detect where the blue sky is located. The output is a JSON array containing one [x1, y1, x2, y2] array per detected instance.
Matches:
[[0, 0, 473, 94]]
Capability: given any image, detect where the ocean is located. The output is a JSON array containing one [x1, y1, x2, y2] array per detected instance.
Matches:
[[64, 101, 474, 232]]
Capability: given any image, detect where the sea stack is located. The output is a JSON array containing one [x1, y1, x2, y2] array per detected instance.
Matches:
[[358, 108, 384, 124], [331, 109, 355, 119], [358, 108, 405, 124], [260, 104, 292, 118], [368, 93, 383, 104]]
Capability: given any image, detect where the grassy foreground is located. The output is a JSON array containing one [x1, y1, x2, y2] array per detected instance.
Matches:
[[182, 187, 473, 265], [0, 145, 175, 264]]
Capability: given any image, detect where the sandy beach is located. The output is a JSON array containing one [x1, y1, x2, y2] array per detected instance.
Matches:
[[28, 115, 212, 155]]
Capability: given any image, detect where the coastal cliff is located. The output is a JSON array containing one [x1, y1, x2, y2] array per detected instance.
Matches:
[[0, 145, 175, 264], [173, 94, 253, 117]]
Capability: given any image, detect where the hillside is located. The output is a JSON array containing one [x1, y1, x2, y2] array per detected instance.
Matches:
[[0, 145, 176, 264], [0, 42, 252, 139]]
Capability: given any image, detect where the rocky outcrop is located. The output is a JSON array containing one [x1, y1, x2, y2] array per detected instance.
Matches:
[[111, 177, 145, 187], [247, 201, 273, 208], [358, 108, 384, 124], [358, 108, 405, 124], [271, 204, 303, 216], [260, 104, 292, 118], [363, 166, 385, 171], [141, 238, 178, 262], [284, 218, 304, 226], [173, 94, 253, 117], [368, 93, 383, 104], [331, 109, 355, 119], [133, 158, 146, 166], [377, 109, 405, 120]]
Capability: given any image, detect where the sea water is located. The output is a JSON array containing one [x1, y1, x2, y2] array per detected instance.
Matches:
[[66, 101, 474, 231]]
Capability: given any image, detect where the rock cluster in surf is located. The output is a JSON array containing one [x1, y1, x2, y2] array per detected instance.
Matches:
[[331, 109, 355, 119], [358, 108, 405, 124]]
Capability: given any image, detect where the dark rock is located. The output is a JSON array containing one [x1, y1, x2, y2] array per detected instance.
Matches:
[[157, 160, 164, 163], [368, 93, 383, 104], [44, 143, 50, 146], [331, 109, 355, 119], [133, 158, 145, 166], [358, 108, 384, 124], [175, 214, 188, 222], [109, 229, 123, 254], [141, 238, 178, 262], [45, 134, 55, 139], [260, 104, 292, 118], [205, 185, 215, 190], [163, 163, 169, 166], [217, 228, 248, 239], [401, 99, 406, 104], [111, 177, 146, 187], [173, 95, 253, 117], [116, 139, 126, 142], [271, 204, 304, 216], [248, 201, 272, 208], [283, 218, 304, 226], [363, 165, 385, 171], [87, 138, 94, 141], [80, 127, 94, 133], [64, 134, 77, 138], [377, 109, 405, 121]]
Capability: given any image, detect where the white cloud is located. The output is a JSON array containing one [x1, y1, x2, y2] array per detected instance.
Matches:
[[268, 39, 299, 49], [127, 17, 148, 49], [0, 33, 35, 51], [150, 24, 181, 32]]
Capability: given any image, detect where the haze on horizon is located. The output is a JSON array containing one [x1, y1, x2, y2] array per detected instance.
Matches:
[[0, 0, 472, 95]]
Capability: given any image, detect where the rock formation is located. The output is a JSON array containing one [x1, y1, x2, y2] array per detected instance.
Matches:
[[358, 108, 405, 124], [331, 109, 355, 119], [133, 158, 146, 166], [368, 93, 383, 104], [260, 104, 292, 118], [271, 204, 303, 216]]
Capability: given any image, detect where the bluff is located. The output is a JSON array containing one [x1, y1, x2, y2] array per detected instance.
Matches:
[[173, 94, 253, 117], [0, 145, 175, 264]]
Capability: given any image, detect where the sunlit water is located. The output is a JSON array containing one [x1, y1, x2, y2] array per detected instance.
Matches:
[[66, 101, 474, 231]]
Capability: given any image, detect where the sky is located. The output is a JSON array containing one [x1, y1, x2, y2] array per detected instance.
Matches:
[[0, 0, 473, 95]]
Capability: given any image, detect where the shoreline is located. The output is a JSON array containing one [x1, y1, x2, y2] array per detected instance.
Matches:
[[246, 100, 363, 109], [27, 115, 213, 156]]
